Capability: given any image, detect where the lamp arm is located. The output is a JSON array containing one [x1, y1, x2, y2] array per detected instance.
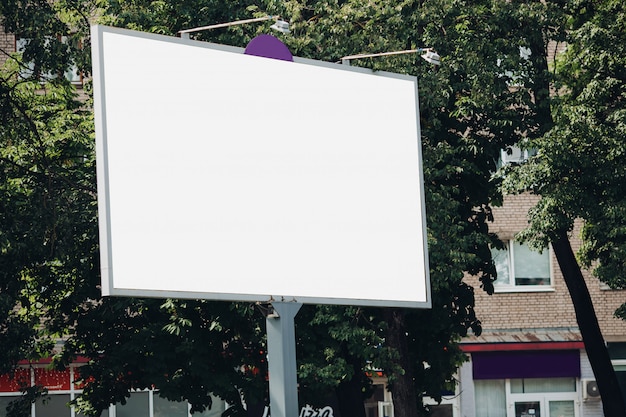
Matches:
[[341, 48, 431, 62], [179, 15, 278, 38]]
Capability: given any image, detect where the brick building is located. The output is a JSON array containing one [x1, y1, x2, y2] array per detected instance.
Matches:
[[452, 193, 626, 417], [0, 32, 15, 66]]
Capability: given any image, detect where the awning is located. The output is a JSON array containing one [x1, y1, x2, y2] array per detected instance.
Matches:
[[472, 349, 581, 379]]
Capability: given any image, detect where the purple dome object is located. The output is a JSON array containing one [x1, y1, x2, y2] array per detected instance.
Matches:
[[244, 34, 293, 62]]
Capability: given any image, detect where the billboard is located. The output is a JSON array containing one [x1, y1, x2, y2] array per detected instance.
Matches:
[[92, 25, 430, 308]]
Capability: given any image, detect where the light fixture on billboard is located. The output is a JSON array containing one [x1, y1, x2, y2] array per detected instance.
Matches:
[[341, 47, 441, 66], [270, 19, 291, 34], [178, 15, 289, 39], [421, 49, 441, 65]]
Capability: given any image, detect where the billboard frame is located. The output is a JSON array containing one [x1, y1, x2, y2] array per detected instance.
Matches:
[[92, 25, 431, 309]]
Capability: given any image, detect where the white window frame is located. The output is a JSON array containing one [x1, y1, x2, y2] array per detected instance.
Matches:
[[474, 377, 580, 417], [505, 379, 580, 417], [492, 240, 554, 293], [500, 146, 535, 165]]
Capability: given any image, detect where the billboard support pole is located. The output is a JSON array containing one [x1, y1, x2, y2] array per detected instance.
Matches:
[[266, 301, 302, 417]]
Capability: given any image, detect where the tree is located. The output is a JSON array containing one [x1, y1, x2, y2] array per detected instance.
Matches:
[[0, 2, 273, 415], [277, 1, 519, 414], [3, 1, 600, 417], [500, 0, 626, 414], [0, 0, 98, 367]]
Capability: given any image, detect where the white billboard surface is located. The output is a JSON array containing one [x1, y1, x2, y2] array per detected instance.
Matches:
[[92, 25, 431, 308]]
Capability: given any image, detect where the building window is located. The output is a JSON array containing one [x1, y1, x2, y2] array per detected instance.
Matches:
[[510, 378, 576, 393], [0, 366, 226, 417], [35, 394, 72, 417], [475, 379, 506, 417], [492, 241, 552, 290], [15, 36, 82, 85], [608, 342, 626, 407], [499, 145, 537, 166], [475, 378, 578, 417], [428, 404, 454, 417]]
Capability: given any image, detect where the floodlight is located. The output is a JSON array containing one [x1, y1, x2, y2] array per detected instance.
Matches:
[[270, 19, 290, 34], [421, 49, 441, 66]]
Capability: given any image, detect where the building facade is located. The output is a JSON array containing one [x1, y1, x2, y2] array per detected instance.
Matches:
[[455, 193, 626, 417], [0, 360, 226, 417]]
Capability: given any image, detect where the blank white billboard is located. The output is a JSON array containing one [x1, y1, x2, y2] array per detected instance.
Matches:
[[92, 25, 430, 308]]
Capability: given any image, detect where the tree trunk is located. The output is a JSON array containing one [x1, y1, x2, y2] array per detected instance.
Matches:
[[335, 346, 367, 417], [384, 308, 418, 417], [552, 230, 626, 416]]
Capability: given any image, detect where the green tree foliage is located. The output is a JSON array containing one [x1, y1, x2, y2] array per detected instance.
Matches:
[[0, 18, 97, 377], [507, 0, 626, 295], [4, 0, 618, 416], [500, 0, 626, 414]]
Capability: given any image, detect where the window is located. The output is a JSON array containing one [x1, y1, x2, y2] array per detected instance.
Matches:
[[35, 394, 72, 417], [492, 241, 551, 290], [116, 391, 150, 417], [499, 145, 537, 166], [0, 366, 226, 417], [475, 378, 579, 417], [497, 46, 532, 87], [608, 343, 626, 406], [428, 404, 453, 417], [0, 396, 21, 417], [15, 36, 82, 84]]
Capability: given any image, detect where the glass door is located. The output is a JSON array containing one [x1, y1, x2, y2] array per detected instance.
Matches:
[[515, 401, 541, 417], [548, 400, 575, 417], [513, 399, 576, 417]]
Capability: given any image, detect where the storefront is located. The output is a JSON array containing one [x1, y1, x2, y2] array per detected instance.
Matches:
[[458, 341, 604, 417], [0, 364, 225, 417]]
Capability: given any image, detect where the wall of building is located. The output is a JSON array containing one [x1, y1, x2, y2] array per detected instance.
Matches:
[[458, 193, 626, 417], [0, 32, 15, 66], [464, 193, 626, 340]]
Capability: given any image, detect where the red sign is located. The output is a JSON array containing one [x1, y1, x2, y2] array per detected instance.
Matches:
[[34, 368, 70, 391], [0, 369, 30, 392]]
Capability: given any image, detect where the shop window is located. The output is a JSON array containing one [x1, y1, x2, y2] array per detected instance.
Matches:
[[153, 394, 188, 417], [499, 145, 537, 166], [510, 378, 576, 393], [116, 391, 150, 417], [492, 241, 551, 290], [35, 394, 71, 417], [0, 396, 22, 417], [0, 367, 227, 417], [192, 395, 226, 417], [364, 384, 386, 417], [114, 391, 226, 417], [76, 407, 109, 417], [475, 379, 506, 417], [476, 378, 578, 417]]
